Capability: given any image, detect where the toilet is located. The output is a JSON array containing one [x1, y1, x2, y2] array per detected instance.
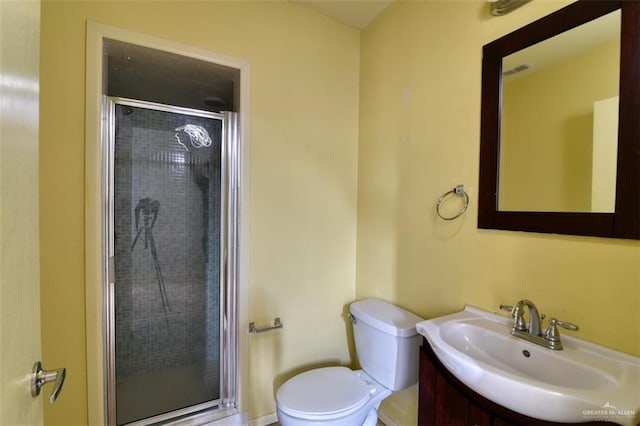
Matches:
[[276, 299, 424, 426]]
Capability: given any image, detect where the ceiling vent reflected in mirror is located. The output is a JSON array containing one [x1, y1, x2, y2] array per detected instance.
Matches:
[[489, 0, 531, 16], [502, 64, 530, 77]]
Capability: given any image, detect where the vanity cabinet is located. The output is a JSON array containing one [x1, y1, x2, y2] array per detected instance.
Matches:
[[418, 339, 619, 426]]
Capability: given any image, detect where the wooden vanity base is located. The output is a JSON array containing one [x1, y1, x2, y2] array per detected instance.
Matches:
[[418, 339, 620, 426]]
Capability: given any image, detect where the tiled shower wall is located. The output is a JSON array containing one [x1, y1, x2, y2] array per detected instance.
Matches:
[[113, 103, 222, 378]]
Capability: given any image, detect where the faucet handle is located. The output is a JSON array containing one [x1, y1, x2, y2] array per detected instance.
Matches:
[[499, 304, 513, 313], [513, 305, 527, 331], [500, 304, 527, 331], [550, 318, 579, 332], [544, 317, 579, 348]]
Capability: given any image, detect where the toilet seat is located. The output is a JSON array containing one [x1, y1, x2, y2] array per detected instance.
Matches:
[[276, 367, 372, 421]]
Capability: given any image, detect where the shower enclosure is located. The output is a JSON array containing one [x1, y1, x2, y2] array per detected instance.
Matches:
[[104, 97, 239, 425]]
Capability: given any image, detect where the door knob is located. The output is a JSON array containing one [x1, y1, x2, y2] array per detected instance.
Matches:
[[31, 361, 66, 404]]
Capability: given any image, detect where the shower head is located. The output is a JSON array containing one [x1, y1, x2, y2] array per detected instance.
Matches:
[[203, 96, 226, 112]]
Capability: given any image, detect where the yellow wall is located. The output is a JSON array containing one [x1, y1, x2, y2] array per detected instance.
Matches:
[[500, 38, 620, 212], [358, 1, 639, 424], [40, 1, 359, 423]]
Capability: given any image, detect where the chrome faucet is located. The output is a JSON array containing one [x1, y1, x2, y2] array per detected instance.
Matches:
[[499, 300, 579, 350], [518, 299, 543, 336]]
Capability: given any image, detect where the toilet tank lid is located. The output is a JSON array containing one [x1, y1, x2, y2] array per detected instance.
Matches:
[[350, 299, 423, 337]]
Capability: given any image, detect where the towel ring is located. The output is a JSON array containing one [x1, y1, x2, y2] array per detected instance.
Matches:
[[436, 185, 469, 221]]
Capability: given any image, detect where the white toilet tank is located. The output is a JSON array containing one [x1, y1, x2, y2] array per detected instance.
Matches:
[[350, 299, 424, 391]]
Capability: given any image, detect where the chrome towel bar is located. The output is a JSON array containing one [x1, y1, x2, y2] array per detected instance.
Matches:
[[249, 317, 283, 334]]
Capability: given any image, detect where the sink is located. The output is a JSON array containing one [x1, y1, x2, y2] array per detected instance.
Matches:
[[416, 306, 640, 425], [439, 319, 617, 391]]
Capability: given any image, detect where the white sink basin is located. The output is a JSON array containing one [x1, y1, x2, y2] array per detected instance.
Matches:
[[416, 306, 640, 425]]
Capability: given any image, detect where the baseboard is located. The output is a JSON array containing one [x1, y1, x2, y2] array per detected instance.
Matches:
[[248, 412, 278, 426], [378, 411, 400, 426]]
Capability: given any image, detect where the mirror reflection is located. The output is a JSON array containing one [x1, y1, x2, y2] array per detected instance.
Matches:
[[498, 10, 620, 213]]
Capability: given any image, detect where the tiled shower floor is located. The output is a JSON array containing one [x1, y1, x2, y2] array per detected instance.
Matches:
[[116, 361, 219, 424]]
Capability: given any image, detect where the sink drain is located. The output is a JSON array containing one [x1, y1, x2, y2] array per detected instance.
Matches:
[[522, 349, 531, 358]]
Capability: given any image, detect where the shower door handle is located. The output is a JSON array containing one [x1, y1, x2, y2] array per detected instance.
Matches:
[[31, 361, 66, 404]]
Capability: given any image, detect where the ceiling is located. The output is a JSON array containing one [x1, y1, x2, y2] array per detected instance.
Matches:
[[290, 0, 393, 30]]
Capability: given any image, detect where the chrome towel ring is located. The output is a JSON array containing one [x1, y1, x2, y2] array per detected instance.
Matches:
[[436, 185, 469, 220]]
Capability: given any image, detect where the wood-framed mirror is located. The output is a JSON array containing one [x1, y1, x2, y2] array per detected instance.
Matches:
[[478, 0, 639, 239]]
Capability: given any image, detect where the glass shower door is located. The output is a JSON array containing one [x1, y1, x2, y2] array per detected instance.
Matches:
[[106, 97, 235, 425]]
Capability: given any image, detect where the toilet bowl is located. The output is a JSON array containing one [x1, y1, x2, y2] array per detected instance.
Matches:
[[275, 299, 423, 426], [277, 367, 390, 426]]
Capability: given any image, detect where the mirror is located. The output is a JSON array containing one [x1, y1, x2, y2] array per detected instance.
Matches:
[[500, 11, 620, 213], [478, 0, 639, 239]]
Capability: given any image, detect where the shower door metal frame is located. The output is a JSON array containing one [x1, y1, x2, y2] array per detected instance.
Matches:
[[102, 97, 240, 425]]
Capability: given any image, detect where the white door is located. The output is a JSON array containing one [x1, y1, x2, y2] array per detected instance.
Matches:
[[0, 0, 44, 423]]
